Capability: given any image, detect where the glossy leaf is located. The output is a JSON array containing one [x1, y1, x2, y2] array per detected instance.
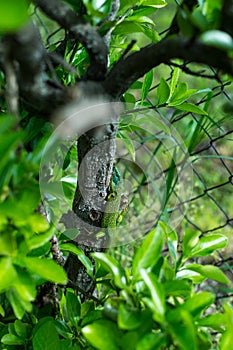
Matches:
[[118, 131, 136, 161], [0, 232, 17, 256], [0, 258, 17, 291], [132, 226, 163, 279], [185, 264, 230, 284], [82, 319, 121, 350], [157, 77, 170, 105], [140, 269, 165, 323], [14, 268, 36, 301], [220, 304, 233, 350], [33, 320, 60, 350], [169, 83, 197, 105], [60, 243, 93, 278], [169, 67, 180, 99], [118, 304, 143, 330], [190, 234, 228, 257], [142, 70, 153, 101], [159, 221, 178, 264], [6, 289, 32, 319], [172, 102, 208, 115], [198, 313, 227, 331], [21, 257, 67, 284], [136, 332, 167, 350], [14, 320, 27, 340], [92, 252, 127, 289], [200, 30, 233, 51], [27, 228, 54, 250], [167, 309, 197, 350], [181, 292, 215, 318], [182, 229, 201, 258], [66, 291, 81, 328], [164, 279, 192, 298], [1, 334, 24, 345]]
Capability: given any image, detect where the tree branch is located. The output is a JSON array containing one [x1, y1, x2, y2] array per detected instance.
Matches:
[[4, 22, 66, 115], [104, 37, 233, 98], [34, 0, 108, 80]]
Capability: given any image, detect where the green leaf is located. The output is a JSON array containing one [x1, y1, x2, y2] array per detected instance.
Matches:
[[14, 320, 27, 340], [6, 289, 32, 319], [1, 334, 24, 345], [118, 131, 136, 161], [0, 231, 17, 256], [164, 280, 192, 298], [121, 331, 139, 350], [177, 8, 195, 37], [169, 67, 180, 99], [82, 320, 121, 350], [182, 229, 201, 258], [0, 0, 29, 32], [66, 291, 81, 328], [167, 309, 197, 350], [181, 292, 215, 318], [0, 258, 17, 291], [185, 264, 230, 284], [27, 228, 54, 250], [159, 222, 178, 264], [176, 268, 205, 284], [60, 243, 93, 278], [92, 252, 127, 289], [198, 313, 227, 331], [14, 268, 36, 301], [169, 83, 197, 105], [220, 304, 233, 350], [190, 234, 228, 257], [118, 304, 143, 330], [140, 269, 165, 323], [21, 257, 67, 284], [132, 226, 163, 279], [136, 332, 167, 350], [142, 70, 153, 101], [0, 304, 5, 316], [157, 78, 170, 105], [171, 102, 208, 115], [33, 320, 60, 350], [199, 30, 233, 51]]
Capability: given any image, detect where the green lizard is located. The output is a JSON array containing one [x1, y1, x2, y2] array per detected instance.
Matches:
[[99, 167, 127, 238]]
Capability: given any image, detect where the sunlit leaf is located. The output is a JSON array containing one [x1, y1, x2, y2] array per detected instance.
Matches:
[[171, 102, 208, 115], [60, 243, 93, 278], [185, 264, 230, 284], [142, 70, 153, 101], [20, 257, 67, 284], [200, 30, 233, 51], [132, 227, 163, 279], [118, 304, 143, 330], [190, 234, 228, 257], [167, 309, 197, 350], [92, 252, 127, 289], [1, 334, 24, 345], [140, 269, 165, 323], [181, 292, 215, 318], [157, 77, 170, 105], [82, 320, 121, 350]]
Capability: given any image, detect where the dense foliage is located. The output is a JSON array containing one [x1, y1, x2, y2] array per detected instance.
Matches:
[[0, 0, 233, 349]]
